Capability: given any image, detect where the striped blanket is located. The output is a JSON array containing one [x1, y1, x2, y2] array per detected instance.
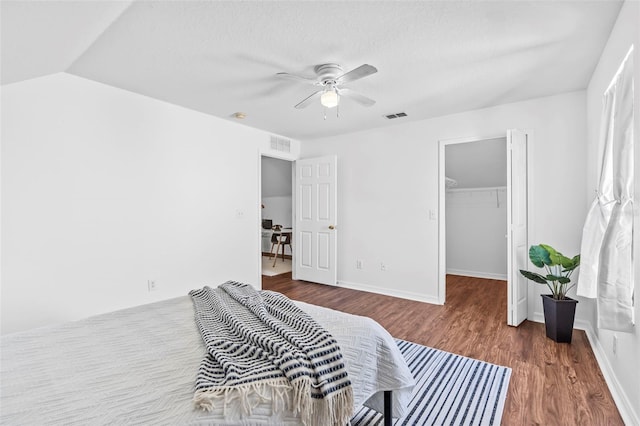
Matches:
[[189, 282, 354, 426]]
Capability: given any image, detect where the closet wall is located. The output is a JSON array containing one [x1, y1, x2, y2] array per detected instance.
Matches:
[[445, 138, 508, 280]]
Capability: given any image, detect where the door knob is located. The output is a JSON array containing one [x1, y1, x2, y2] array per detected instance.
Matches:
[[328, 225, 335, 230]]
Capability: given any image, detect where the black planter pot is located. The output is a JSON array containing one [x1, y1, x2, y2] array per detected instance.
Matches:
[[541, 294, 578, 343]]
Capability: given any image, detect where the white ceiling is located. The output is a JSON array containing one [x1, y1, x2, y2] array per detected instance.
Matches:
[[1, 1, 622, 140], [0, 1, 131, 84]]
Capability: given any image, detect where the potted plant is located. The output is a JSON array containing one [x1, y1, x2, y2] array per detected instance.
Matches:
[[520, 244, 581, 343]]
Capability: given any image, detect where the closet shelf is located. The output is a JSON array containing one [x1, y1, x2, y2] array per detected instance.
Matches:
[[446, 186, 506, 193]]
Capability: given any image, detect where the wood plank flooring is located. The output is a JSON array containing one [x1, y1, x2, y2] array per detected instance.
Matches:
[[262, 273, 623, 425]]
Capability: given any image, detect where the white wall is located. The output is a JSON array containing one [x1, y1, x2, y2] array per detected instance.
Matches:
[[261, 156, 292, 198], [261, 196, 293, 229], [584, 1, 640, 424], [446, 188, 507, 280], [1, 72, 299, 334], [261, 156, 293, 231], [301, 90, 588, 316], [261, 195, 293, 256]]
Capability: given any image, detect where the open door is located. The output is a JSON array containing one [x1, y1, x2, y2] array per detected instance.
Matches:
[[507, 129, 529, 326], [294, 155, 337, 285]]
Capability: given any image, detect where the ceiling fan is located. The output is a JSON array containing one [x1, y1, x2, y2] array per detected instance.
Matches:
[[277, 63, 378, 110]]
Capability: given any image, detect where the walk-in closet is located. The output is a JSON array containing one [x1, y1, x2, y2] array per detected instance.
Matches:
[[445, 137, 508, 280]]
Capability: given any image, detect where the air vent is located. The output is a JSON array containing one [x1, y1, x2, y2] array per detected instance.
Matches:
[[384, 112, 408, 120], [270, 136, 291, 153]]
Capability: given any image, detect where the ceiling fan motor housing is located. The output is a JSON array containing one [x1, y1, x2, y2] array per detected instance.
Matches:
[[314, 63, 344, 86]]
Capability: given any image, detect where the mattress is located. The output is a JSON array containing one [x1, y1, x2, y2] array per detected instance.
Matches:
[[1, 295, 414, 425]]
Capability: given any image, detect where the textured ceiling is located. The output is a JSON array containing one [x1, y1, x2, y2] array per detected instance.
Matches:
[[1, 1, 622, 140], [0, 1, 131, 84]]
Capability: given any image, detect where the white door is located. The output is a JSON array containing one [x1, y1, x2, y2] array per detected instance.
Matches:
[[507, 129, 529, 326], [294, 155, 337, 285]]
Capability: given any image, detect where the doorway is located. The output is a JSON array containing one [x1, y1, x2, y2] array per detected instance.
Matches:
[[444, 137, 508, 281], [261, 156, 293, 276], [438, 131, 530, 326]]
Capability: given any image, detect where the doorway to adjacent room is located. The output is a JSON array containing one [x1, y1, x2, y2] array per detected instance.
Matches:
[[261, 155, 293, 276]]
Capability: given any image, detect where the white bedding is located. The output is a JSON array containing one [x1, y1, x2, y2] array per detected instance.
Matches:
[[0, 295, 414, 425]]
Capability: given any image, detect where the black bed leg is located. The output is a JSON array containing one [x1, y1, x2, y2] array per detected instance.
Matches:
[[383, 390, 392, 426]]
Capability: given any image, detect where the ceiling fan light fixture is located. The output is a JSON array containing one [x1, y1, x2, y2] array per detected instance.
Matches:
[[320, 89, 339, 108], [279, 63, 377, 110]]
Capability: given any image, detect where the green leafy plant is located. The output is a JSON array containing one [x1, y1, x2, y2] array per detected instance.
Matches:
[[519, 244, 580, 300]]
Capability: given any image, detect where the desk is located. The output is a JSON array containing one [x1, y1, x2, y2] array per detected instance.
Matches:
[[271, 228, 292, 267]]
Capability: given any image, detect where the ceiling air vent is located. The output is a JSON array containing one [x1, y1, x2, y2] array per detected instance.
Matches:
[[384, 112, 408, 120], [270, 135, 291, 153]]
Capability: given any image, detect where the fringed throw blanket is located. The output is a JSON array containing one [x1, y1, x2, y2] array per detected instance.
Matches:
[[189, 282, 354, 426]]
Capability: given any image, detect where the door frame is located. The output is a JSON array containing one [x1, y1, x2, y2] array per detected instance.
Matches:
[[437, 131, 533, 324], [258, 153, 295, 281]]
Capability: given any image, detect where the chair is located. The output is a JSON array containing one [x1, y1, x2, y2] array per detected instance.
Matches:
[[269, 231, 292, 264]]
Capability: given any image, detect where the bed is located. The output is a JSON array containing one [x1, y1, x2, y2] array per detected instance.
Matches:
[[0, 287, 415, 425]]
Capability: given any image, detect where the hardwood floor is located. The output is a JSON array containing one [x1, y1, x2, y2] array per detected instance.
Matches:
[[262, 273, 623, 425]]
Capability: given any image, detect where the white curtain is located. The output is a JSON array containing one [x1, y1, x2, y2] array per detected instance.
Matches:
[[578, 47, 635, 333]]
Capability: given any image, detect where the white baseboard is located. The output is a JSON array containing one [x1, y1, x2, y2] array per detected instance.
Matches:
[[530, 311, 544, 324], [582, 324, 639, 426], [446, 268, 507, 281], [529, 313, 638, 425], [336, 280, 442, 305]]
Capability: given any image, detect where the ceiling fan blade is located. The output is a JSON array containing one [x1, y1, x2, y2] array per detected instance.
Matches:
[[295, 90, 323, 109], [276, 72, 318, 85], [338, 88, 376, 107], [336, 64, 378, 84]]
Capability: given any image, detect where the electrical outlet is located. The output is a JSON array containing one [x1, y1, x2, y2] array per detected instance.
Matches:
[[356, 259, 363, 270], [380, 262, 387, 271], [147, 280, 157, 292]]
